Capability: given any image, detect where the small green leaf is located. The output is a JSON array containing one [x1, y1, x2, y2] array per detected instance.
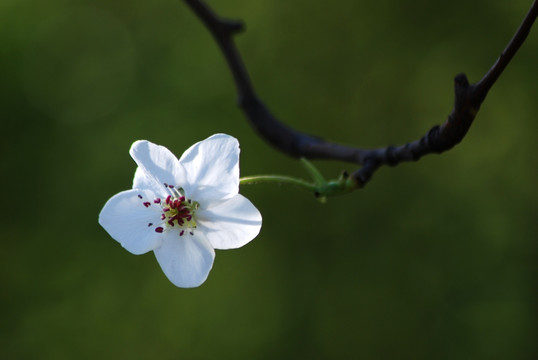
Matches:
[[300, 158, 326, 186]]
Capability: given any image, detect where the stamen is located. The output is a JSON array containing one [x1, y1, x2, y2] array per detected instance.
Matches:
[[156, 193, 198, 237], [143, 202, 151, 207]]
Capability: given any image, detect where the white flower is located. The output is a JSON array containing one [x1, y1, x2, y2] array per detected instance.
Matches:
[[98, 134, 262, 288]]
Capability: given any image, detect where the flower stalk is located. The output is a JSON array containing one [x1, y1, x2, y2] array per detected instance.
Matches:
[[239, 158, 359, 201]]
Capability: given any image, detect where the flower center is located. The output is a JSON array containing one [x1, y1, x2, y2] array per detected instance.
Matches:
[[139, 185, 199, 237], [160, 192, 199, 235]]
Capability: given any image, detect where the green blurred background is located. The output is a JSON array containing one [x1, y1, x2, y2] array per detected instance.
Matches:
[[1, 0, 537, 358]]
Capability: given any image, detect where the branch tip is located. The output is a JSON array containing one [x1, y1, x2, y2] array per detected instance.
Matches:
[[222, 19, 244, 34]]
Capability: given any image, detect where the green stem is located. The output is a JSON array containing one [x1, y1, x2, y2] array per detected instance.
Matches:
[[239, 159, 360, 201], [239, 175, 317, 193]]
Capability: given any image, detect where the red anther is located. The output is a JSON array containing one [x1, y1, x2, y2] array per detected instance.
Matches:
[[143, 202, 151, 207], [165, 195, 171, 204], [180, 196, 185, 202], [187, 215, 192, 221], [168, 184, 174, 189], [163, 207, 170, 212], [138, 194, 143, 199], [179, 230, 185, 236], [155, 227, 164, 233], [161, 214, 166, 220], [154, 198, 161, 204], [168, 220, 175, 226], [173, 199, 180, 208]]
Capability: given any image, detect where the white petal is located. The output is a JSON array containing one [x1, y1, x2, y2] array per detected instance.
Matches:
[[153, 233, 215, 288], [133, 166, 155, 190], [179, 134, 240, 204], [129, 140, 186, 192], [196, 194, 262, 250], [99, 189, 164, 255]]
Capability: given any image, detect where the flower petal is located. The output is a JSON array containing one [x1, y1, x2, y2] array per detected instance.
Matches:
[[132, 166, 155, 191], [179, 134, 240, 204], [153, 233, 215, 288], [99, 189, 164, 255], [196, 194, 262, 250], [130, 140, 186, 192]]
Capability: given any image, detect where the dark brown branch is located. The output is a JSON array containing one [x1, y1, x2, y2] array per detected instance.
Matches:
[[184, 0, 538, 189]]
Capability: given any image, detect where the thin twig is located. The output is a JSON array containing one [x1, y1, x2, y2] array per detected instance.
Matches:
[[184, 0, 537, 189]]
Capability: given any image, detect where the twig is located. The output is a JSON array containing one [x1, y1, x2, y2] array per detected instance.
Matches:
[[183, 0, 538, 189]]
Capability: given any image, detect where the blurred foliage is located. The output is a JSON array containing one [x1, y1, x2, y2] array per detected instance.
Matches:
[[1, 0, 537, 359]]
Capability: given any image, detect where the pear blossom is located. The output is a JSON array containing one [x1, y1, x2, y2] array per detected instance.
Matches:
[[99, 134, 262, 288]]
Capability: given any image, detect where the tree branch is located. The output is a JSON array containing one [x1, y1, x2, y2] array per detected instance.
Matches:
[[183, 0, 538, 190]]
